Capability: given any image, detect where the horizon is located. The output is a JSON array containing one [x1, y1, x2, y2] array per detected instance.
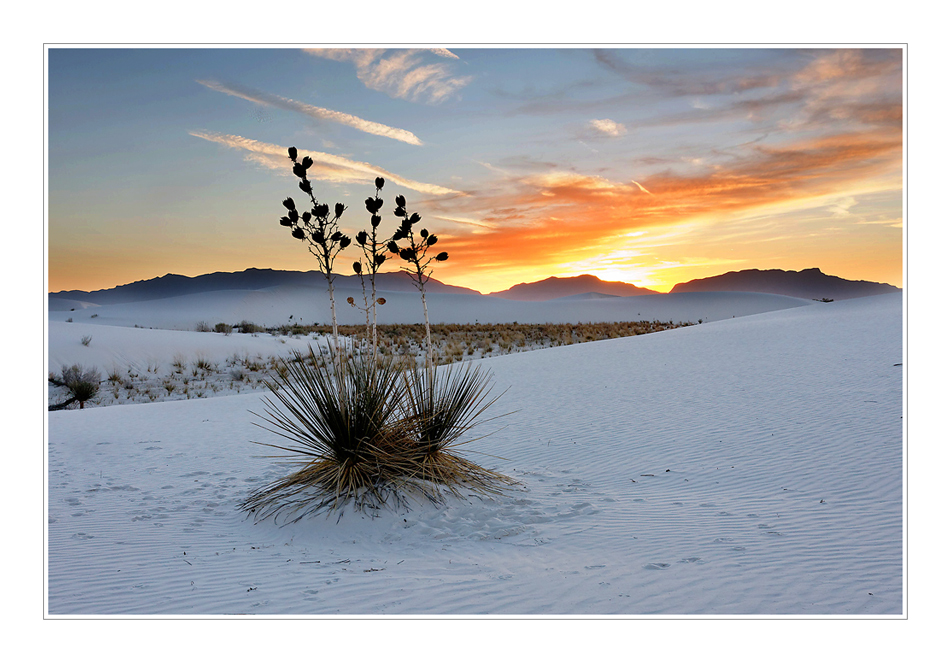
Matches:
[[47, 263, 900, 297], [48, 47, 904, 295]]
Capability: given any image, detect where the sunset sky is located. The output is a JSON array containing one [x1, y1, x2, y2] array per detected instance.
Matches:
[[47, 47, 904, 294]]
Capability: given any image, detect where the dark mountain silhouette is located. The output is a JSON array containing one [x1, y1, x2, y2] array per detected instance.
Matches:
[[489, 275, 658, 301], [49, 268, 480, 305], [669, 268, 900, 300]]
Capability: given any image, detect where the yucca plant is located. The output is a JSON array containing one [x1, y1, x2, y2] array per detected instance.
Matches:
[[48, 364, 101, 410], [348, 176, 390, 361], [399, 361, 516, 501], [248, 156, 515, 521], [241, 348, 409, 522], [279, 146, 351, 366], [386, 194, 448, 377]]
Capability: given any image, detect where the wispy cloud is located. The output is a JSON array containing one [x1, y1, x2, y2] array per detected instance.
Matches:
[[631, 180, 652, 195], [306, 48, 472, 104], [196, 79, 423, 145], [588, 118, 627, 137], [189, 131, 461, 196]]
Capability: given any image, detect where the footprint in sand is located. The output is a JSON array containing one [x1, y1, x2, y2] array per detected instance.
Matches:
[[643, 562, 670, 570]]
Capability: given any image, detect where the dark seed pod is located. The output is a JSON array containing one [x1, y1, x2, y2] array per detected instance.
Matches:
[[376, 297, 386, 305], [356, 230, 368, 246], [299, 180, 312, 194], [435, 251, 449, 261], [301, 156, 313, 170], [394, 206, 406, 217], [282, 197, 296, 211], [301, 211, 311, 223], [374, 253, 387, 266], [420, 228, 429, 238], [364, 197, 377, 213], [291, 227, 305, 240], [279, 216, 293, 227], [292, 163, 307, 178], [409, 212, 421, 224], [395, 195, 406, 207], [392, 228, 407, 241], [288, 146, 297, 161], [330, 231, 342, 242], [312, 230, 325, 243], [399, 248, 415, 260], [426, 234, 438, 246], [288, 209, 299, 222], [334, 203, 345, 217], [347, 296, 355, 306], [353, 261, 362, 274], [371, 214, 381, 228], [387, 240, 399, 254], [375, 177, 385, 189], [315, 203, 329, 217], [339, 236, 351, 249]]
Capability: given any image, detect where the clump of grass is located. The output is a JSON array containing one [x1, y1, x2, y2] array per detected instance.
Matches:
[[49, 364, 101, 410], [399, 362, 516, 501], [241, 349, 410, 522], [214, 322, 232, 335], [237, 320, 265, 334]]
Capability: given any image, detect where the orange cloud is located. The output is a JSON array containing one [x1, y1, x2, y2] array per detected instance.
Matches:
[[428, 128, 902, 291]]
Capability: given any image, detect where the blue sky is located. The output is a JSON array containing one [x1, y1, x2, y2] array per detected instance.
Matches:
[[48, 47, 903, 293]]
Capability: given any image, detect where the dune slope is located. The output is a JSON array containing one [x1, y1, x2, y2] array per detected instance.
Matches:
[[47, 293, 902, 615]]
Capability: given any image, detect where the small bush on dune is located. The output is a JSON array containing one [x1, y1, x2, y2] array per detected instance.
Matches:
[[49, 364, 101, 410]]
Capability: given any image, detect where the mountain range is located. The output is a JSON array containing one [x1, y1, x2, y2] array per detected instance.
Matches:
[[670, 267, 900, 300], [487, 275, 658, 301], [49, 268, 480, 306], [49, 267, 899, 306]]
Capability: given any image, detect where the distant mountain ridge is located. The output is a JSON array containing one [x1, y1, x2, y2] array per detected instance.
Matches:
[[670, 268, 899, 300], [50, 266, 900, 307], [49, 268, 480, 305], [489, 275, 659, 301]]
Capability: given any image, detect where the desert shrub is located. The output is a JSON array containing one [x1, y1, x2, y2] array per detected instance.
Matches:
[[196, 321, 212, 332], [242, 350, 409, 522], [49, 364, 101, 410], [214, 322, 233, 335], [237, 320, 265, 334]]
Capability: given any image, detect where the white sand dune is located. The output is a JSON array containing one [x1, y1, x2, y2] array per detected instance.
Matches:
[[49, 285, 815, 330], [47, 292, 903, 615]]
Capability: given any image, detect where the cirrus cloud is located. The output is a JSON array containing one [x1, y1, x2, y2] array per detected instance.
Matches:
[[306, 48, 472, 104], [197, 79, 423, 145], [189, 130, 462, 197]]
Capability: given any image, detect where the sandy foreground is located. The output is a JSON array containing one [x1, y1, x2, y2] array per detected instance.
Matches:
[[46, 291, 903, 615]]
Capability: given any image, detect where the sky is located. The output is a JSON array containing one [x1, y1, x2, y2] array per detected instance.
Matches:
[[47, 47, 904, 294]]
